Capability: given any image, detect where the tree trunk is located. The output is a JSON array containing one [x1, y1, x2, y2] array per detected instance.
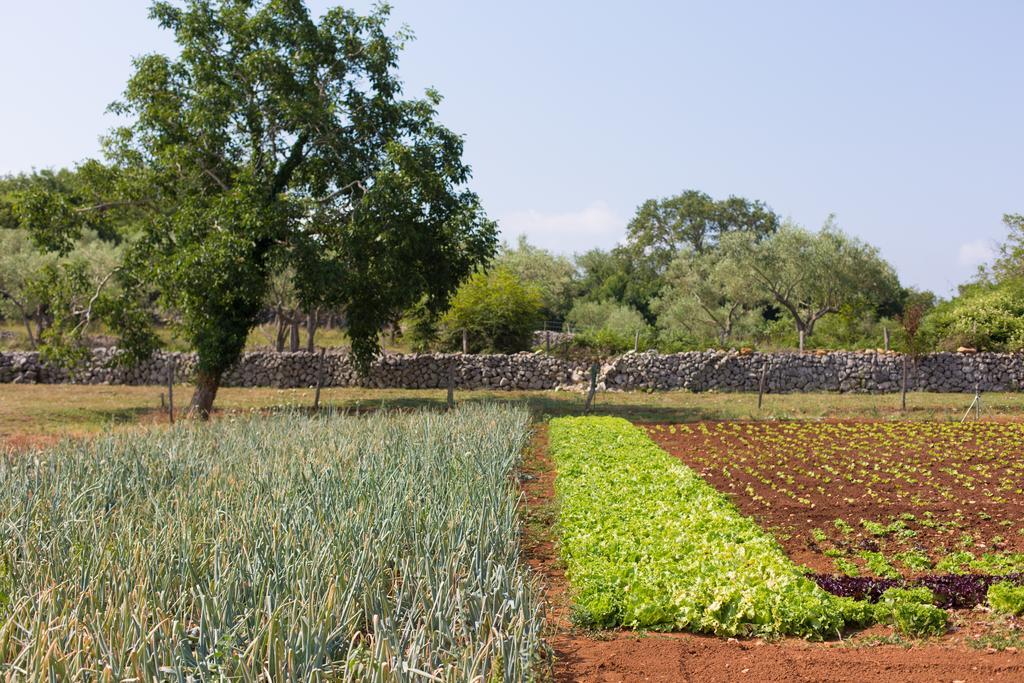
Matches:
[[275, 307, 287, 352], [35, 305, 46, 342], [306, 310, 318, 352], [289, 319, 300, 352], [189, 370, 221, 420], [20, 311, 36, 349]]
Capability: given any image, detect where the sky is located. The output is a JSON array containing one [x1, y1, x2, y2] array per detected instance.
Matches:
[[2, 1, 1022, 296]]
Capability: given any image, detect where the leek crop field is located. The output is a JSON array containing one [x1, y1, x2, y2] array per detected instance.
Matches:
[[0, 406, 544, 681]]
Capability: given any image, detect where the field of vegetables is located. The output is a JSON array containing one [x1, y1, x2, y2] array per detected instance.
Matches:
[[549, 416, 1024, 649], [0, 406, 544, 680], [647, 421, 1024, 584], [549, 416, 871, 638]]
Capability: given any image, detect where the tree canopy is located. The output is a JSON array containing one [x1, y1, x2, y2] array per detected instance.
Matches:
[[574, 247, 661, 323], [625, 189, 779, 272], [494, 235, 577, 323], [14, 0, 496, 416]]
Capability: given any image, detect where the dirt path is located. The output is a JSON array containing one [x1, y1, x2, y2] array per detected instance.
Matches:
[[521, 423, 1024, 682]]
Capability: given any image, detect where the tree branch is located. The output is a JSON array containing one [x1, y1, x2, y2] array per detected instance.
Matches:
[[69, 268, 121, 337], [73, 200, 153, 214], [200, 162, 230, 192], [271, 132, 310, 198]]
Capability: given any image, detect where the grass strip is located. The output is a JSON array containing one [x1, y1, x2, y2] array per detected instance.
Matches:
[[550, 415, 870, 638]]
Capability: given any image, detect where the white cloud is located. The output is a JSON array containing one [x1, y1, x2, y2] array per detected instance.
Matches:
[[957, 240, 995, 268], [498, 201, 624, 254]]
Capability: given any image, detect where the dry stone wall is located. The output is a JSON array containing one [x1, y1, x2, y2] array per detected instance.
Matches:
[[2, 348, 1023, 393]]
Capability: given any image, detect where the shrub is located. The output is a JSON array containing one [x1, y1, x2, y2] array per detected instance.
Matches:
[[925, 280, 1024, 351], [565, 300, 653, 353], [988, 581, 1024, 616], [439, 267, 543, 352]]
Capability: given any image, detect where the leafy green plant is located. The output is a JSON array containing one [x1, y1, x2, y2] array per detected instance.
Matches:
[[833, 518, 854, 535], [549, 416, 871, 639], [833, 558, 860, 577], [874, 587, 948, 637], [936, 551, 975, 574], [988, 582, 1024, 616], [859, 551, 901, 579], [971, 552, 1024, 574], [895, 550, 933, 572]]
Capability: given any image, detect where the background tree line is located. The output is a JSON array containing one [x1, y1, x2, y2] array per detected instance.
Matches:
[[404, 190, 1024, 357], [5, 172, 1020, 363]]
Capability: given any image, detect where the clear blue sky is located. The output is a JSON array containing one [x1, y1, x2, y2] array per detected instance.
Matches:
[[2, 1, 1022, 296]]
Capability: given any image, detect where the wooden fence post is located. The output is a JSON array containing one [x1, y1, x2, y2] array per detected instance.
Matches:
[[462, 329, 468, 354], [167, 358, 175, 425], [546, 330, 551, 353], [447, 359, 456, 410], [634, 330, 640, 352], [313, 347, 326, 411], [758, 360, 768, 410], [584, 362, 599, 414], [883, 327, 890, 352], [799, 329, 805, 352], [901, 354, 908, 412]]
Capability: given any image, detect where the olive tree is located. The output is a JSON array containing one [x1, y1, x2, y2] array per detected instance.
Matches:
[[653, 249, 763, 346], [722, 218, 901, 339], [16, 1, 496, 417]]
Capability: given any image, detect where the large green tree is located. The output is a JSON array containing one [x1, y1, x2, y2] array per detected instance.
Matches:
[[985, 213, 1024, 283], [625, 189, 779, 272], [721, 218, 901, 338], [16, 1, 496, 417]]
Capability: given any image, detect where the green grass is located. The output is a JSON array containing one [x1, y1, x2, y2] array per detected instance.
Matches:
[[0, 405, 544, 679], [6, 384, 1024, 444], [549, 416, 870, 638]]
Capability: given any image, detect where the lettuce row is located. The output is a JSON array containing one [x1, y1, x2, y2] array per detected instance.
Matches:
[[549, 416, 871, 638]]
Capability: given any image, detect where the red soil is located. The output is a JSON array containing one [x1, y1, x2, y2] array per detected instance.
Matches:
[[646, 421, 1024, 575]]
